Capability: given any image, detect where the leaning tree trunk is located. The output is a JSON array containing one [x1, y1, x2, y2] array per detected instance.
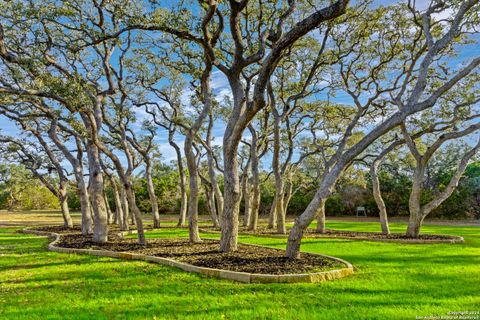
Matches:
[[130, 199, 136, 226], [184, 134, 202, 243], [315, 199, 326, 233], [283, 178, 293, 215], [59, 186, 73, 229], [101, 133, 145, 244], [145, 160, 161, 228], [48, 122, 92, 234], [124, 180, 145, 245], [37, 174, 73, 229], [59, 196, 73, 228], [86, 143, 108, 243], [286, 169, 339, 258], [370, 161, 390, 235]]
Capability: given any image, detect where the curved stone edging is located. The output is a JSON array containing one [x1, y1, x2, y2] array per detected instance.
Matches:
[[198, 228, 464, 244], [20, 228, 354, 284]]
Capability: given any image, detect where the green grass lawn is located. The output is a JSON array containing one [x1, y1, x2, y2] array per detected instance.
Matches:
[[0, 220, 479, 319]]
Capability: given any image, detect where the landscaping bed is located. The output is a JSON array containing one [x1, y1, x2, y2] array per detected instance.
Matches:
[[34, 225, 154, 234], [303, 229, 460, 241], [200, 226, 464, 243], [28, 226, 345, 275]]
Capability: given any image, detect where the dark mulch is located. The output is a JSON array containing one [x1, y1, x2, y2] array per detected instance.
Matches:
[[54, 233, 342, 274], [33, 225, 82, 233], [31, 224, 154, 234], [303, 229, 458, 240], [201, 226, 459, 241]]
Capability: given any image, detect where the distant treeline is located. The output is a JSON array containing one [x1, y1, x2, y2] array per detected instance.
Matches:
[[3, 161, 478, 220]]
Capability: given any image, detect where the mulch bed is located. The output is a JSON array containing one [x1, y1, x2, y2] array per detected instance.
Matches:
[[31, 227, 343, 274], [201, 226, 458, 241], [303, 229, 456, 240], [34, 225, 82, 233], [33, 224, 156, 234]]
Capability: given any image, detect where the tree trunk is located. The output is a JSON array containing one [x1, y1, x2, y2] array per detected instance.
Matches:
[[285, 62, 480, 258], [120, 185, 130, 231], [59, 187, 73, 229], [205, 187, 219, 228], [275, 190, 286, 234], [315, 199, 326, 233], [111, 179, 124, 229], [242, 173, 252, 227], [100, 133, 145, 244], [60, 196, 73, 228], [76, 169, 93, 235], [7, 196, 16, 212], [219, 77, 245, 252], [86, 143, 108, 243], [286, 193, 326, 258], [268, 199, 277, 229], [272, 115, 286, 234], [406, 210, 424, 238], [178, 186, 188, 226], [283, 178, 293, 215], [113, 203, 118, 224], [171, 139, 187, 227], [406, 165, 425, 238], [207, 151, 224, 228], [146, 160, 161, 228], [124, 182, 145, 245], [104, 189, 114, 225], [184, 134, 202, 243], [248, 180, 260, 230], [406, 139, 479, 238], [286, 171, 337, 258], [219, 141, 241, 252], [273, 148, 286, 233], [130, 203, 136, 226], [48, 122, 92, 234], [248, 129, 261, 231], [370, 161, 390, 235]]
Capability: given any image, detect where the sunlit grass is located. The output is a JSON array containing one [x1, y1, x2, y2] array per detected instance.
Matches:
[[1, 218, 479, 319]]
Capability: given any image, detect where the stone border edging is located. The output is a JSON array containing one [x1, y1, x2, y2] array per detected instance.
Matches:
[[199, 228, 464, 244], [20, 228, 354, 284]]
